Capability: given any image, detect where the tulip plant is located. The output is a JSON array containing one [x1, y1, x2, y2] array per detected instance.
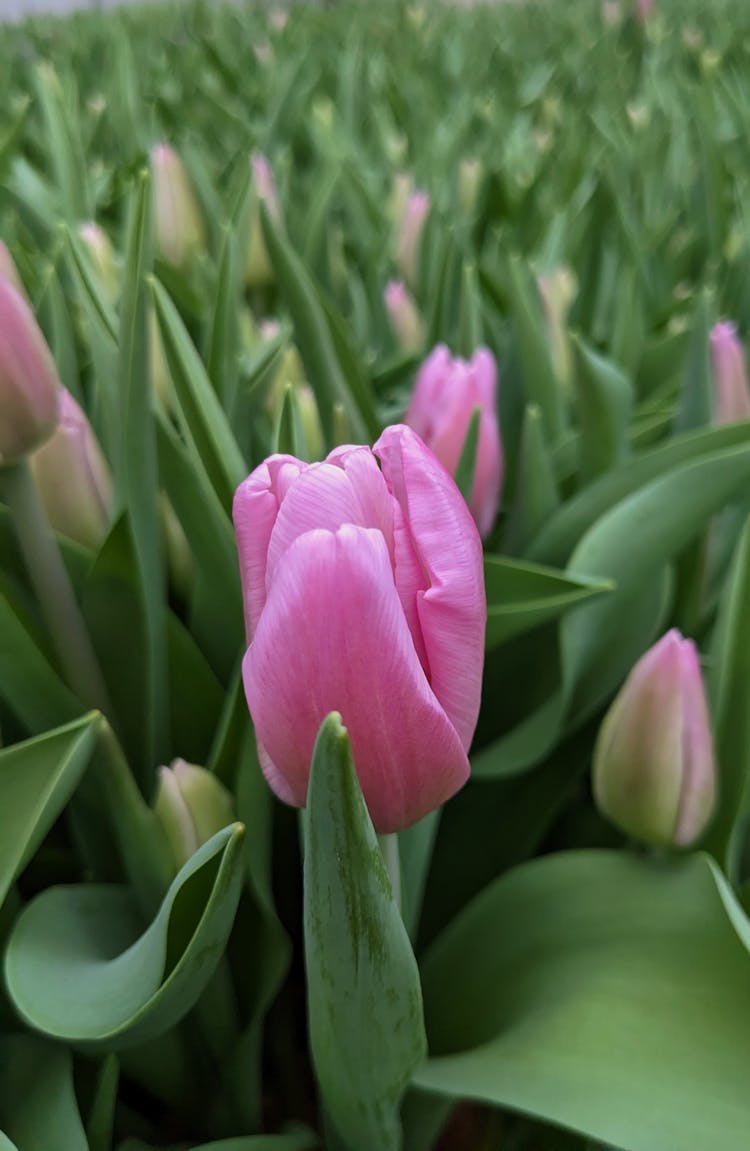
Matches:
[[3, 0, 750, 1149]]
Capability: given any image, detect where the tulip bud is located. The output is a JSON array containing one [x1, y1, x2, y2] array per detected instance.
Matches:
[[150, 143, 205, 271], [233, 424, 485, 833], [246, 151, 282, 289], [538, 267, 577, 394], [405, 345, 503, 538], [0, 276, 60, 466], [78, 222, 119, 303], [394, 190, 430, 289], [0, 242, 27, 299], [384, 280, 425, 353], [710, 322, 750, 425], [634, 0, 653, 23], [155, 759, 235, 871], [457, 158, 482, 216], [593, 630, 716, 848], [29, 388, 112, 549]]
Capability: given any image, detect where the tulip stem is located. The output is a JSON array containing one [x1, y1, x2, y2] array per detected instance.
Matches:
[[379, 833, 402, 912], [1, 459, 111, 715]]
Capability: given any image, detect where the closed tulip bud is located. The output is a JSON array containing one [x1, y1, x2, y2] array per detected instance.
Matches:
[[406, 345, 503, 539], [0, 242, 27, 299], [155, 760, 235, 871], [0, 276, 60, 466], [233, 424, 485, 833], [458, 158, 482, 216], [593, 630, 716, 848], [384, 280, 425, 352], [78, 222, 119, 303], [150, 143, 205, 271], [710, 322, 750, 425], [246, 151, 282, 289], [30, 388, 112, 549], [395, 190, 430, 289], [538, 267, 577, 394]]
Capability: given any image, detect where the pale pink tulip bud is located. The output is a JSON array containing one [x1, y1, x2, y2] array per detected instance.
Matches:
[[150, 143, 205, 271], [0, 276, 60, 466], [593, 630, 716, 847], [710, 322, 750, 425], [155, 759, 234, 870], [78, 222, 119, 303], [384, 280, 425, 352], [233, 424, 486, 833], [30, 388, 112, 549], [246, 152, 282, 289], [0, 242, 27, 299], [406, 345, 503, 539], [634, 0, 653, 24], [395, 190, 430, 288]]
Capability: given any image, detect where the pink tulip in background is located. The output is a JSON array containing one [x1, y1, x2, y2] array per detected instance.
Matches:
[[406, 344, 502, 539], [234, 424, 485, 833], [395, 190, 430, 288], [709, 321, 750, 425], [384, 280, 425, 352], [0, 274, 60, 466], [593, 629, 716, 848]]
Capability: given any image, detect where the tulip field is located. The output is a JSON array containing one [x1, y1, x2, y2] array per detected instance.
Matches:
[[4, 0, 750, 1147]]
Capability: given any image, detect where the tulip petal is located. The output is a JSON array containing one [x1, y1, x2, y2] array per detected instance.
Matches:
[[233, 454, 303, 638], [375, 425, 485, 750], [243, 523, 470, 833]]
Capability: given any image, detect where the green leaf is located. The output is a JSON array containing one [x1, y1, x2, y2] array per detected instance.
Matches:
[[705, 513, 750, 873], [0, 590, 81, 732], [458, 263, 483, 356], [205, 225, 240, 411], [274, 384, 305, 457], [572, 335, 632, 482], [260, 203, 377, 444], [416, 852, 750, 1151], [33, 62, 90, 219], [4, 825, 245, 1051], [484, 555, 613, 652], [453, 405, 481, 507], [118, 1135, 318, 1151], [86, 1055, 119, 1151], [0, 1036, 89, 1151], [508, 255, 564, 444], [304, 714, 426, 1151], [0, 713, 99, 908], [505, 404, 560, 553], [151, 277, 247, 511], [117, 171, 169, 769], [673, 289, 713, 434]]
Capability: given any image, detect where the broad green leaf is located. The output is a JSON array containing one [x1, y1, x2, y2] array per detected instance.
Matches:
[[484, 555, 613, 652], [529, 422, 750, 567], [572, 335, 632, 482], [4, 825, 245, 1051], [205, 225, 240, 411], [304, 714, 426, 1151], [86, 1055, 119, 1151], [37, 260, 81, 399], [0, 1036, 88, 1151], [415, 852, 750, 1151], [458, 263, 483, 356], [274, 383, 305, 457], [151, 278, 246, 511], [0, 1135, 18, 1150], [260, 203, 376, 444], [118, 1135, 318, 1151], [33, 62, 90, 219], [705, 513, 750, 874], [0, 591, 81, 732], [507, 255, 564, 444], [117, 171, 169, 769], [0, 713, 99, 907], [505, 404, 560, 553], [673, 289, 713, 434]]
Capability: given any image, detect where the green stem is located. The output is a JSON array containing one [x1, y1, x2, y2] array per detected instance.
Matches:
[[379, 832, 402, 912], [1, 459, 111, 714]]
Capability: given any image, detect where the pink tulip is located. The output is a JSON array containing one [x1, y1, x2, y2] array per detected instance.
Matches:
[[593, 630, 716, 847], [0, 275, 60, 466], [384, 280, 424, 352], [710, 322, 750, 425], [30, 388, 112, 549], [246, 152, 282, 289], [233, 424, 485, 833], [405, 345, 502, 539], [395, 190, 430, 288]]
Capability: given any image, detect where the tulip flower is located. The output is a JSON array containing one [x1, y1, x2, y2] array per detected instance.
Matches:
[[78, 222, 119, 303], [246, 151, 282, 289], [30, 388, 112, 550], [0, 275, 60, 466], [394, 190, 430, 288], [150, 143, 205, 271], [384, 280, 425, 352], [155, 759, 235, 870], [709, 322, 750, 425], [405, 345, 502, 539], [593, 630, 716, 848], [233, 424, 485, 833]]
